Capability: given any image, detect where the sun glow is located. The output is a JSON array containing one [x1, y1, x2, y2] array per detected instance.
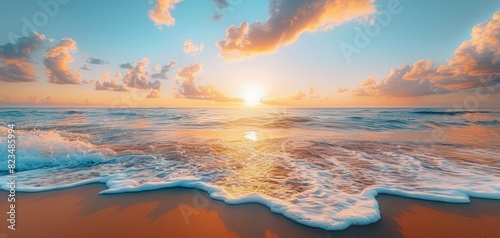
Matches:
[[242, 85, 264, 106]]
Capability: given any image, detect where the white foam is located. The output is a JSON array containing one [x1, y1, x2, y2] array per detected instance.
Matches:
[[1, 110, 500, 231], [2, 160, 499, 231], [0, 177, 105, 192], [0, 129, 113, 171]]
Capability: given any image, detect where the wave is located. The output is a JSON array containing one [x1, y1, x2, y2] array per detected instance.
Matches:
[[1, 108, 499, 231], [263, 117, 313, 128], [0, 128, 114, 172], [65, 110, 86, 115], [1, 130, 499, 230], [474, 120, 500, 126], [411, 109, 491, 115], [2, 172, 499, 231], [225, 116, 313, 128], [105, 111, 140, 117]]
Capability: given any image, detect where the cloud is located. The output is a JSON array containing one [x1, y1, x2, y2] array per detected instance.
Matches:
[[262, 87, 317, 105], [0, 32, 46, 82], [212, 0, 230, 9], [43, 38, 82, 84], [149, 0, 182, 27], [1, 96, 11, 102], [122, 58, 161, 90], [95, 83, 128, 91], [309, 86, 316, 95], [402, 59, 435, 80], [147, 89, 161, 98], [291, 86, 317, 100], [447, 12, 500, 76], [352, 76, 378, 96], [27, 96, 37, 103], [216, 0, 376, 61], [100, 70, 110, 81], [175, 62, 243, 102], [337, 87, 350, 93], [353, 11, 500, 97], [259, 97, 284, 105], [95, 80, 129, 92], [183, 39, 204, 56], [152, 60, 177, 79], [95, 70, 129, 92], [86, 57, 109, 65], [40, 96, 52, 103], [212, 0, 238, 20], [80, 64, 92, 71], [95, 59, 166, 98], [352, 67, 449, 97], [290, 90, 307, 100], [119, 63, 133, 69], [23, 96, 52, 104]]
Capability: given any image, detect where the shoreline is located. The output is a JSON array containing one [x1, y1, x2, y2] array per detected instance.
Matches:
[[0, 184, 499, 237]]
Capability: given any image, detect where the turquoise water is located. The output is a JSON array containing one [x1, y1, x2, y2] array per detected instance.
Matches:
[[0, 108, 499, 230]]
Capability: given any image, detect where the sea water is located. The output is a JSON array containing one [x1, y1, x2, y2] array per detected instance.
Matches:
[[0, 108, 499, 230]]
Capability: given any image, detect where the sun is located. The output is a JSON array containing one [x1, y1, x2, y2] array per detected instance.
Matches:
[[242, 85, 264, 106]]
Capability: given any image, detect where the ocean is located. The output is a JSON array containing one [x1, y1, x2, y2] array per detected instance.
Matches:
[[0, 108, 499, 230]]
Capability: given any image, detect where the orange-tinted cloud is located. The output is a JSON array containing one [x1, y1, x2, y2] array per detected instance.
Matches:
[[122, 58, 161, 91], [95, 80, 129, 92], [95, 59, 164, 98], [183, 39, 204, 56], [95, 70, 129, 92], [217, 0, 376, 61], [353, 11, 500, 97], [403, 60, 435, 80], [353, 67, 449, 97], [149, 0, 182, 27], [175, 62, 243, 102], [262, 87, 318, 105], [40, 96, 52, 103], [337, 87, 350, 93], [100, 59, 161, 97], [448, 12, 500, 76], [309, 86, 316, 95], [352, 76, 378, 96], [43, 38, 82, 84], [1, 96, 11, 102], [101, 70, 110, 81], [146, 89, 161, 98], [27, 96, 37, 103], [0, 32, 45, 82], [290, 90, 307, 100]]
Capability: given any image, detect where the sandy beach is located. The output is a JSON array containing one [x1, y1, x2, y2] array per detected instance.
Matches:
[[1, 0, 500, 236], [0, 184, 499, 238]]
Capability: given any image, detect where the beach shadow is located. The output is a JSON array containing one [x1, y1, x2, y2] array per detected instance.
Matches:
[[62, 185, 402, 237], [5, 186, 499, 238]]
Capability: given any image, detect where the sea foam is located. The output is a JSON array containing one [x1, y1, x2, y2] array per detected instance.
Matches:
[[1, 108, 499, 230]]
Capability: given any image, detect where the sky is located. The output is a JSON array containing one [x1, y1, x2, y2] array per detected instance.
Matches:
[[0, 0, 499, 108]]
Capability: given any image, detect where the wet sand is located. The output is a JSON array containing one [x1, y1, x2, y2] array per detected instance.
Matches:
[[0, 184, 499, 237]]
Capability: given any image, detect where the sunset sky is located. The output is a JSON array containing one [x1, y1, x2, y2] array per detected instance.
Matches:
[[0, 0, 499, 108]]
